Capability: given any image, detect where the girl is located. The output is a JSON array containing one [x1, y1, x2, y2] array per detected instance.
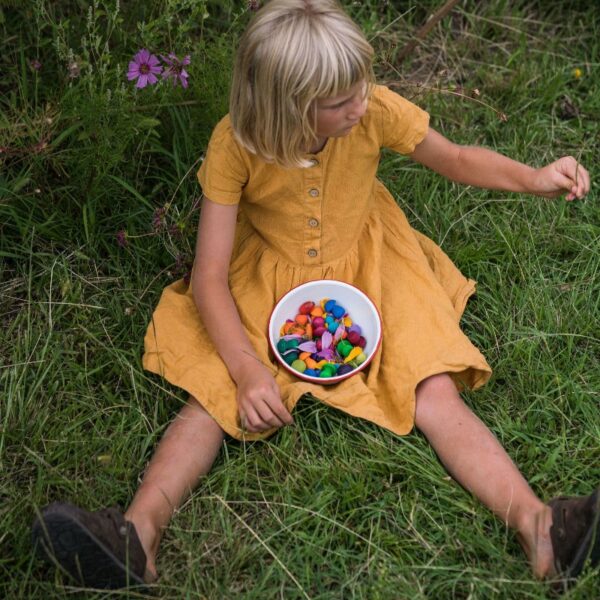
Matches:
[[33, 0, 598, 592]]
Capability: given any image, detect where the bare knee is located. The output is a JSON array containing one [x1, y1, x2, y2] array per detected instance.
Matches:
[[181, 395, 211, 418], [416, 373, 457, 398], [171, 396, 225, 438], [414, 373, 461, 429]]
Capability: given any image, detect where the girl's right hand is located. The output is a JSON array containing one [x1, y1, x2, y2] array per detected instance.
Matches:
[[236, 365, 293, 433]]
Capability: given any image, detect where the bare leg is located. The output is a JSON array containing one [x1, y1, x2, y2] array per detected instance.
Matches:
[[125, 396, 225, 580], [414, 373, 555, 578]]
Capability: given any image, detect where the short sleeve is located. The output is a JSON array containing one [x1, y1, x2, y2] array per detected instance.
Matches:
[[197, 116, 249, 205], [374, 85, 430, 155]]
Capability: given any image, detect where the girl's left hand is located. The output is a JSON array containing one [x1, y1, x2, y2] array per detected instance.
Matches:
[[533, 156, 590, 201]]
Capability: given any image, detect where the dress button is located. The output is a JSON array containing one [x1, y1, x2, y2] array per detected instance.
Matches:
[[309, 188, 319, 197], [307, 248, 318, 258], [308, 218, 319, 228]]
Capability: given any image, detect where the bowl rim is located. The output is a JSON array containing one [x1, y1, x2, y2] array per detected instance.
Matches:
[[268, 279, 382, 384]]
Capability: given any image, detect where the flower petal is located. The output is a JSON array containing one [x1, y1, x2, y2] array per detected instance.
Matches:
[[135, 49, 150, 63], [147, 54, 161, 67], [321, 331, 332, 349], [298, 341, 317, 353]]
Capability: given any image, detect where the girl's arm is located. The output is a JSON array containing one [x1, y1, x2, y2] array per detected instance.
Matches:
[[410, 128, 590, 200], [192, 196, 293, 433]]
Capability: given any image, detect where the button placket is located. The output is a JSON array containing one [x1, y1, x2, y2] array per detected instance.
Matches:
[[304, 157, 323, 264]]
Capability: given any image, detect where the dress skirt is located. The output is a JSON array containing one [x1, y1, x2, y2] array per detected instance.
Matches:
[[143, 181, 492, 440]]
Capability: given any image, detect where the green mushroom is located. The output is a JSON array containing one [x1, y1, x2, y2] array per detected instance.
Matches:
[[291, 359, 306, 373], [283, 351, 299, 365]]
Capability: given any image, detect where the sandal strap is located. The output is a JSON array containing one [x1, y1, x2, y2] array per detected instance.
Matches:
[[91, 506, 147, 577]]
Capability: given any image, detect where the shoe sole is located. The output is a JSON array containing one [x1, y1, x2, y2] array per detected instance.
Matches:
[[568, 488, 600, 578], [552, 487, 600, 594], [32, 504, 146, 590]]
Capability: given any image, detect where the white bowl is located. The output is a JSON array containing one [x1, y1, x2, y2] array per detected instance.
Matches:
[[268, 280, 382, 385]]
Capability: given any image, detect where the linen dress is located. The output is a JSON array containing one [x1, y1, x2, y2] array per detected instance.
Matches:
[[143, 84, 492, 440]]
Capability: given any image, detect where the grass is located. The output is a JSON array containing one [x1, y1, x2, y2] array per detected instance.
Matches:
[[1, 0, 599, 598]]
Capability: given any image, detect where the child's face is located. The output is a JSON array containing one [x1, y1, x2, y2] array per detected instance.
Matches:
[[314, 81, 368, 140]]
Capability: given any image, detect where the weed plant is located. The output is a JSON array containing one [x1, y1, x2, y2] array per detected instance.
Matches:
[[1, 1, 599, 598]]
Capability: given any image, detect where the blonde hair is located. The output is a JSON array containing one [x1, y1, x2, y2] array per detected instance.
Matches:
[[230, 0, 374, 168]]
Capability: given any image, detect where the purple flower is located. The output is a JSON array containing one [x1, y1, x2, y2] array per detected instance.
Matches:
[[168, 223, 183, 238], [116, 230, 128, 247], [30, 59, 42, 71], [152, 206, 166, 232], [127, 49, 162, 88], [160, 53, 191, 88], [248, 0, 260, 10], [174, 253, 186, 271]]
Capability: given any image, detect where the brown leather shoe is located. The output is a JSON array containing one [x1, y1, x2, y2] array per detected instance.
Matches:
[[549, 487, 600, 592], [32, 502, 147, 589]]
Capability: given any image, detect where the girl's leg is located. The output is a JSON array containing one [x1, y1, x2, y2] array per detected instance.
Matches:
[[125, 396, 225, 580], [414, 373, 554, 578]]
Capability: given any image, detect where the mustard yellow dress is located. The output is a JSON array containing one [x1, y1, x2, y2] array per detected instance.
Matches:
[[143, 85, 492, 440]]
